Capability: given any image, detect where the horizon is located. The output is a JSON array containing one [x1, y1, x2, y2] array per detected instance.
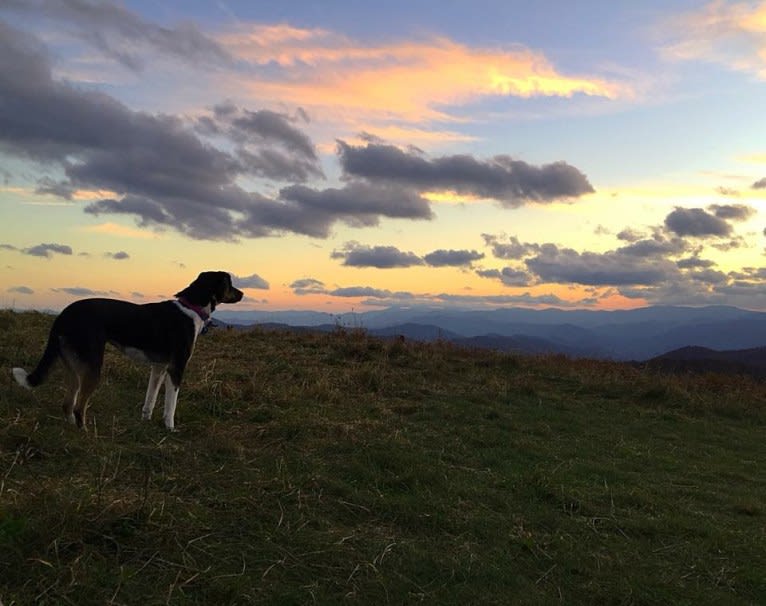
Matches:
[[2, 1, 766, 313]]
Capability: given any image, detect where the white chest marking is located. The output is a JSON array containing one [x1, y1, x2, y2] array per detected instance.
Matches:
[[173, 300, 207, 344]]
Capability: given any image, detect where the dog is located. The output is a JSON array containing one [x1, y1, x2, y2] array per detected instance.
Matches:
[[12, 271, 243, 430]]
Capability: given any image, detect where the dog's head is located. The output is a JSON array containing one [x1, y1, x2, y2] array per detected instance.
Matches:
[[175, 271, 243, 310]]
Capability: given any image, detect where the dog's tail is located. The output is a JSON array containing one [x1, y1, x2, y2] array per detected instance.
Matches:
[[12, 331, 61, 389]]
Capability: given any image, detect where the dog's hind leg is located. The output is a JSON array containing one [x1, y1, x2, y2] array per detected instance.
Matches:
[[61, 362, 80, 426], [73, 366, 101, 430], [61, 337, 104, 430], [142, 365, 167, 421], [162, 372, 181, 431]]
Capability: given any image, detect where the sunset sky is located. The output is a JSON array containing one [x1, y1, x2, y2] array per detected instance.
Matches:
[[2, 0, 766, 313]]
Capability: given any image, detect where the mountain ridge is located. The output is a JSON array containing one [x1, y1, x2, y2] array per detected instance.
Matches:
[[215, 304, 766, 361]]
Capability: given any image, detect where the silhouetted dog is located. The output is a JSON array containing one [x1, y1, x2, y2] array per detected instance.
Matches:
[[12, 271, 243, 430]]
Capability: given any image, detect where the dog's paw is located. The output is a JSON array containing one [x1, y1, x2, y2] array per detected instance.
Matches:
[[12, 368, 31, 389]]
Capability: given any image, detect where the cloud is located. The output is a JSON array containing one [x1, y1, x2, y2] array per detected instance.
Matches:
[[616, 228, 645, 243], [7, 285, 34, 295], [331, 243, 483, 269], [664, 207, 732, 237], [290, 278, 327, 295], [331, 243, 423, 268], [2, 0, 234, 71], [476, 267, 533, 287], [616, 236, 689, 258], [752, 177, 766, 189], [660, 1, 766, 80], [197, 103, 323, 182], [708, 203, 755, 221], [105, 251, 130, 260], [22, 243, 73, 258], [235, 273, 270, 290], [482, 234, 540, 259], [525, 244, 680, 286], [221, 24, 626, 124], [338, 141, 595, 206], [676, 257, 715, 269], [1, 243, 19, 251], [0, 23, 442, 241], [423, 249, 484, 267], [35, 177, 74, 199]]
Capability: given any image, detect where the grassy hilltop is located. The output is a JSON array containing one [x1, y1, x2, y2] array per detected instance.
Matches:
[[1, 310, 764, 605]]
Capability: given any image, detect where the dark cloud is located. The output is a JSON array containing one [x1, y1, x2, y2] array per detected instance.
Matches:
[[198, 104, 322, 182], [203, 183, 434, 240], [331, 243, 423, 268], [35, 177, 74, 199], [482, 234, 540, 259], [3, 0, 233, 71], [708, 203, 755, 221], [337, 141, 594, 206], [664, 207, 732, 237], [676, 257, 715, 269], [235, 273, 270, 290], [280, 183, 433, 225], [106, 251, 130, 260], [688, 269, 727, 284], [616, 228, 644, 242], [711, 237, 746, 252], [22, 243, 73, 258], [8, 285, 34, 295], [290, 278, 326, 295], [616, 236, 688, 258], [708, 204, 756, 221], [1, 243, 18, 251], [4, 23, 422, 241], [230, 108, 317, 160], [525, 244, 680, 286], [476, 267, 533, 286], [752, 177, 766, 190], [423, 249, 484, 267]]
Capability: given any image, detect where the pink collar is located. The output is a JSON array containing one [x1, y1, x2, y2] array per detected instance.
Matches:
[[177, 297, 210, 322]]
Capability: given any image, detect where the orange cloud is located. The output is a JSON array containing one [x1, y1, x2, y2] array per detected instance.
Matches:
[[219, 26, 627, 124], [660, 1, 766, 78]]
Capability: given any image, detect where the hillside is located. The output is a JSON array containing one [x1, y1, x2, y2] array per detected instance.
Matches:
[[646, 346, 766, 379], [1, 310, 765, 605]]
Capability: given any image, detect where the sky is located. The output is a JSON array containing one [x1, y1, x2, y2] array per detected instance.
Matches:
[[2, 0, 766, 313]]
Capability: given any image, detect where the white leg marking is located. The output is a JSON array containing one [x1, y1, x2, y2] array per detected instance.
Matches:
[[67, 385, 80, 425], [163, 374, 180, 431], [142, 365, 167, 420], [12, 368, 31, 389]]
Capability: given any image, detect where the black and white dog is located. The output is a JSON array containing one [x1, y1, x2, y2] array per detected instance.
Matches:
[[12, 271, 243, 430]]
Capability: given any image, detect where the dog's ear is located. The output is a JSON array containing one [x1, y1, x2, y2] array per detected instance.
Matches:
[[176, 271, 242, 306], [175, 272, 217, 304]]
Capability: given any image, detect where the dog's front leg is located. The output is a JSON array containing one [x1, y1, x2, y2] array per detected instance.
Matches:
[[142, 365, 166, 421], [162, 373, 180, 431]]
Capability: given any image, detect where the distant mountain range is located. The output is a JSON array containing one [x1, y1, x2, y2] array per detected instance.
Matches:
[[214, 305, 766, 362]]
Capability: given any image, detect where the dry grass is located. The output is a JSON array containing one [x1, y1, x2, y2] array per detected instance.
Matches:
[[1, 310, 765, 605]]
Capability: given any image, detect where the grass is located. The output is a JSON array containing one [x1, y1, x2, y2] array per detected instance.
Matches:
[[1, 309, 764, 605]]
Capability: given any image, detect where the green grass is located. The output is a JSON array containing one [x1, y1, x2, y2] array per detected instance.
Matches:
[[1, 309, 764, 605]]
